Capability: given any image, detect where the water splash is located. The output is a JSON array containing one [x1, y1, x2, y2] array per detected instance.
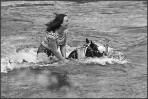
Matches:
[[80, 46, 129, 65], [78, 42, 129, 65], [81, 57, 129, 65], [1, 45, 129, 73], [1, 47, 38, 73]]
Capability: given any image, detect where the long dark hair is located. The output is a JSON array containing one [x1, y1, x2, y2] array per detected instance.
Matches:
[[45, 13, 67, 32]]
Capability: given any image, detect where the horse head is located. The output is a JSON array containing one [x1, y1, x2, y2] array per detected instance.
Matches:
[[85, 38, 103, 58], [67, 38, 103, 59]]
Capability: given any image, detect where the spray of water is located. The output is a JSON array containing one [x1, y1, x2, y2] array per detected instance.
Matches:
[[1, 45, 129, 73], [1, 47, 38, 73]]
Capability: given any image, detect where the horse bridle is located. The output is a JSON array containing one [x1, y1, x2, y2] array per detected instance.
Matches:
[[83, 43, 100, 57], [75, 42, 101, 58]]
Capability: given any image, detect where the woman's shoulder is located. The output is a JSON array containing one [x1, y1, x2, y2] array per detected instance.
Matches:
[[63, 29, 68, 37]]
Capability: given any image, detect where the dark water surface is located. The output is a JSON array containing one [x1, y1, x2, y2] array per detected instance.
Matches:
[[1, 1, 147, 98]]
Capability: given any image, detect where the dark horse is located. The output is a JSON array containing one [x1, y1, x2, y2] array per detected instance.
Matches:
[[67, 38, 106, 59]]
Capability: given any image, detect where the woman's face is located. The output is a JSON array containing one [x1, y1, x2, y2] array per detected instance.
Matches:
[[61, 16, 68, 28]]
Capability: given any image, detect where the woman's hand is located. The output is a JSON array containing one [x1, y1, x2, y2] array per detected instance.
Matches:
[[47, 37, 65, 61]]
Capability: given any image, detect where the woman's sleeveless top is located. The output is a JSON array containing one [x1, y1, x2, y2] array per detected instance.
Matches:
[[41, 30, 67, 49]]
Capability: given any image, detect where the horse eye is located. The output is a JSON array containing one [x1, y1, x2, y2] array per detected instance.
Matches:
[[83, 44, 87, 47]]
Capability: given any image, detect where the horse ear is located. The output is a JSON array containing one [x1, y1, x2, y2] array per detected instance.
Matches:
[[86, 38, 90, 44], [54, 13, 58, 15], [53, 13, 58, 17], [91, 40, 93, 44], [89, 40, 94, 48]]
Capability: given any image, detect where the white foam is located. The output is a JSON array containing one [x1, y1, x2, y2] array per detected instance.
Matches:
[[1, 45, 129, 73], [1, 58, 11, 73], [1, 46, 73, 73], [1, 48, 38, 73], [81, 57, 128, 65]]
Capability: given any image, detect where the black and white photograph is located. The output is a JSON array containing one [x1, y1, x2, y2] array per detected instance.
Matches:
[[1, 0, 147, 98]]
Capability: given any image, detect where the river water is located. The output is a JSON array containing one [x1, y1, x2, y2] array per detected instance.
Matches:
[[1, 1, 147, 98]]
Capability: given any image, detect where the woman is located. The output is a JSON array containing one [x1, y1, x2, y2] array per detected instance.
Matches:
[[37, 13, 69, 63]]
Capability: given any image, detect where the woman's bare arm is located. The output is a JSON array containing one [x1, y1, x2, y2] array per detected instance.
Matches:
[[60, 45, 66, 58], [60, 34, 67, 58], [48, 38, 65, 61]]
